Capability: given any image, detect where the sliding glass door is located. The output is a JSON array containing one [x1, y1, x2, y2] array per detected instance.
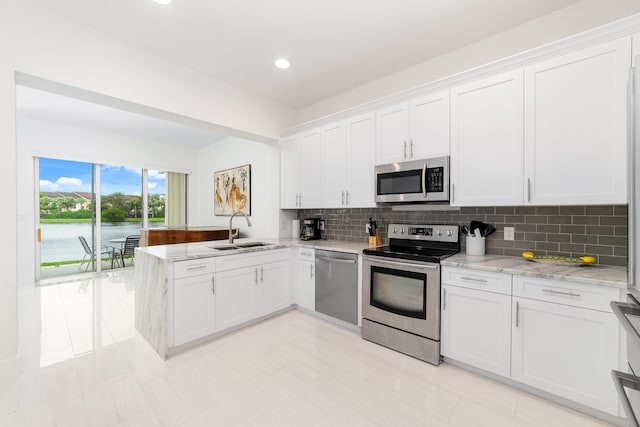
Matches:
[[37, 157, 184, 283]]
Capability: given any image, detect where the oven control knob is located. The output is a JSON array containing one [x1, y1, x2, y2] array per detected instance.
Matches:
[[401, 228, 405, 234], [437, 230, 443, 236], [393, 227, 398, 233], [446, 230, 453, 237]]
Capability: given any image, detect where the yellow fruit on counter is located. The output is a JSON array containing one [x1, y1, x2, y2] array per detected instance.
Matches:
[[580, 256, 596, 264], [522, 251, 535, 259]]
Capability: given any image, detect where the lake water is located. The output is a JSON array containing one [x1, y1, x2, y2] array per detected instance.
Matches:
[[41, 222, 145, 263]]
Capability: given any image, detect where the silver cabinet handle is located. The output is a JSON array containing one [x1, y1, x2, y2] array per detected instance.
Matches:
[[341, 190, 345, 206], [460, 276, 488, 283], [211, 275, 215, 295], [516, 301, 520, 327], [403, 141, 407, 159], [310, 264, 314, 279], [299, 194, 303, 207], [346, 190, 349, 205], [260, 266, 264, 283], [527, 178, 531, 202], [451, 183, 455, 204], [186, 265, 207, 271], [254, 268, 258, 285], [443, 288, 447, 310], [542, 288, 581, 297], [410, 140, 414, 158]]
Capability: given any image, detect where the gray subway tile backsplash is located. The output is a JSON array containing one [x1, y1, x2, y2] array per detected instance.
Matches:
[[296, 204, 628, 267]]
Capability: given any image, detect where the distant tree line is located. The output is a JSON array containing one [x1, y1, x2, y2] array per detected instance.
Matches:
[[40, 192, 165, 222]]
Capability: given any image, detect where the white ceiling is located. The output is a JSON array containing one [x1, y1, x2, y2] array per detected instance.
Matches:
[[24, 0, 579, 109], [16, 85, 229, 149]]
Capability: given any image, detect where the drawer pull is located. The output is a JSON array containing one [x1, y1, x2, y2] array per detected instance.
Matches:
[[186, 265, 207, 271], [443, 288, 447, 310], [542, 288, 581, 297], [515, 301, 520, 327], [460, 276, 488, 283], [211, 276, 215, 295]]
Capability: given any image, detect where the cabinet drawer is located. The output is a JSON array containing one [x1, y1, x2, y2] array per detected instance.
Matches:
[[217, 248, 291, 271], [513, 275, 619, 312], [441, 266, 512, 295], [174, 258, 216, 279], [298, 247, 315, 260]]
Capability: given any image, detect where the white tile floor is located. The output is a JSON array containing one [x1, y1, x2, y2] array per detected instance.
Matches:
[[0, 270, 616, 426]]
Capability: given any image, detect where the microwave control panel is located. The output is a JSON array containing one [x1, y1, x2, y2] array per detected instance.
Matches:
[[426, 166, 444, 193]]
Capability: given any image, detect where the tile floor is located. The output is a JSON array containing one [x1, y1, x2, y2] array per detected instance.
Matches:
[[0, 270, 616, 426]]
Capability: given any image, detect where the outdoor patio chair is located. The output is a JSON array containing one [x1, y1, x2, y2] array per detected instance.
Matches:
[[118, 235, 141, 268], [78, 236, 117, 271]]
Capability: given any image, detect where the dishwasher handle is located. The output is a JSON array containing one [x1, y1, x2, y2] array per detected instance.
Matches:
[[316, 255, 357, 264]]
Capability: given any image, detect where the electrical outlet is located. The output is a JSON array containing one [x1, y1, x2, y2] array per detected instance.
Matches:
[[504, 227, 515, 241]]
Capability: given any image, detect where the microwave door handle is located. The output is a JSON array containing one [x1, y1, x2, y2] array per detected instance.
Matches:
[[422, 162, 428, 198]]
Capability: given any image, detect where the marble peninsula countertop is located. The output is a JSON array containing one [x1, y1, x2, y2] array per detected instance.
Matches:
[[136, 237, 373, 262], [441, 253, 628, 289]]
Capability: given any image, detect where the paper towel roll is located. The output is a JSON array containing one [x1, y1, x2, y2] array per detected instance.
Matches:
[[291, 219, 300, 239]]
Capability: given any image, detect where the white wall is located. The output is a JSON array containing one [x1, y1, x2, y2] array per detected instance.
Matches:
[[194, 137, 281, 239], [296, 0, 640, 123], [16, 116, 201, 285], [0, 1, 295, 360]]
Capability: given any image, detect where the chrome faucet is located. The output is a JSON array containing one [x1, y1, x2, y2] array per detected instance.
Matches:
[[229, 211, 252, 244]]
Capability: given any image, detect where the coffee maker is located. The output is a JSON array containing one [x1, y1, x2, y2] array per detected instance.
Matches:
[[300, 218, 323, 240]]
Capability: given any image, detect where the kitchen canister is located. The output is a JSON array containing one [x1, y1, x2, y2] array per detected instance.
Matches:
[[291, 219, 300, 239], [466, 236, 486, 256]]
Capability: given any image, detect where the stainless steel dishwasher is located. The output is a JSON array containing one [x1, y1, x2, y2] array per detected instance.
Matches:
[[315, 250, 358, 325]]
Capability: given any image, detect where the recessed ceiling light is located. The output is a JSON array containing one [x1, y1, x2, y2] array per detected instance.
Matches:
[[154, 0, 172, 5], [275, 58, 290, 69]]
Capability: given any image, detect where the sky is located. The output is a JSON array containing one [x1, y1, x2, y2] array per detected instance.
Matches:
[[39, 158, 166, 195]]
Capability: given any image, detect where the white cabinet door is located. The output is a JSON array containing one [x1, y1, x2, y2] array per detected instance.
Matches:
[[511, 297, 619, 415], [173, 274, 216, 346], [295, 258, 315, 310], [410, 91, 450, 159], [634, 34, 640, 64], [441, 285, 511, 377], [346, 113, 376, 208], [376, 103, 409, 164], [215, 266, 256, 331], [256, 260, 291, 316], [524, 37, 630, 205], [451, 70, 524, 206], [280, 136, 301, 209], [321, 121, 348, 208], [299, 130, 322, 208]]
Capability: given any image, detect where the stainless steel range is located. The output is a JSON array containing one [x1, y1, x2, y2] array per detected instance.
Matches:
[[361, 223, 459, 365]]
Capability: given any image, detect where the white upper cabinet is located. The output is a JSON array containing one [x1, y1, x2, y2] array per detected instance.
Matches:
[[409, 91, 450, 160], [376, 103, 409, 164], [321, 121, 348, 207], [524, 37, 630, 205], [321, 113, 376, 208], [451, 70, 524, 206], [634, 33, 640, 65], [280, 130, 322, 209], [346, 113, 376, 207], [376, 91, 450, 165]]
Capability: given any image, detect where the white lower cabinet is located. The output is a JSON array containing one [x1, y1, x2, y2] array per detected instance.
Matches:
[[512, 276, 620, 415], [294, 248, 315, 310], [215, 265, 257, 331], [173, 273, 216, 346], [256, 260, 291, 316], [441, 284, 511, 377], [441, 266, 621, 415]]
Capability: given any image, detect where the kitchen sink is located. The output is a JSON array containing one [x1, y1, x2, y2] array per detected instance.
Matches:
[[210, 242, 273, 251]]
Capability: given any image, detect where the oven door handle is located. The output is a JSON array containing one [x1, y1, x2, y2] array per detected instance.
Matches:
[[612, 369, 640, 427], [365, 256, 438, 270], [422, 162, 428, 198]]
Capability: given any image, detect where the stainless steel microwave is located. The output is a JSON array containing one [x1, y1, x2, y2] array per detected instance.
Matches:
[[375, 156, 450, 203]]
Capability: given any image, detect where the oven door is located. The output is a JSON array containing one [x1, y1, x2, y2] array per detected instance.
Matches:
[[362, 255, 440, 339]]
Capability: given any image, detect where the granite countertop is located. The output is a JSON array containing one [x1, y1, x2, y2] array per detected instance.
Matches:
[[442, 253, 628, 289], [136, 238, 375, 262]]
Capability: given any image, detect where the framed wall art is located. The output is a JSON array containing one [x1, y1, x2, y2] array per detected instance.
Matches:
[[214, 164, 251, 216]]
